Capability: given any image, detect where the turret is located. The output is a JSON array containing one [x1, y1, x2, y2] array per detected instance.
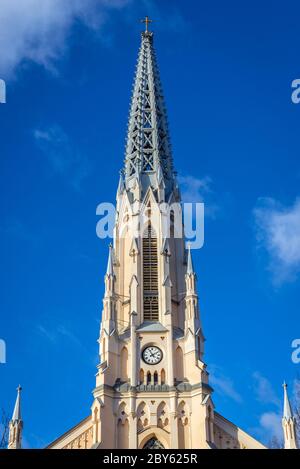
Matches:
[[184, 244, 199, 325], [282, 381, 298, 449], [103, 243, 116, 326], [8, 385, 23, 449]]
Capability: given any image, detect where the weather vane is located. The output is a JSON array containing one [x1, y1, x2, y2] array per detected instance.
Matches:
[[141, 16, 153, 33]]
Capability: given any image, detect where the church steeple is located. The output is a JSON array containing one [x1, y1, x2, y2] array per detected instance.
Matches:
[[8, 385, 23, 449], [282, 382, 298, 449], [124, 27, 174, 200], [47, 23, 269, 451], [90, 27, 216, 449]]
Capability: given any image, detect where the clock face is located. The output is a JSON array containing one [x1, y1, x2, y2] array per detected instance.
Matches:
[[142, 346, 163, 365]]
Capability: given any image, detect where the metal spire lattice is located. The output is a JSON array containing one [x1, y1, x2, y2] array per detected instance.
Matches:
[[124, 28, 174, 197]]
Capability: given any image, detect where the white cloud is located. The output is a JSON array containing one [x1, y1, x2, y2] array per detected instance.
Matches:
[[253, 197, 300, 285], [37, 323, 82, 348], [259, 411, 283, 441], [36, 321, 95, 363], [0, 0, 130, 77], [178, 175, 219, 219], [209, 366, 243, 403], [34, 124, 90, 190], [252, 372, 281, 408], [36, 324, 57, 343], [250, 373, 285, 446]]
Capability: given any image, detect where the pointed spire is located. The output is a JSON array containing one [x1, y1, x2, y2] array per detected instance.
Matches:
[[124, 29, 175, 199], [12, 385, 22, 422], [106, 244, 114, 277], [283, 382, 293, 420], [8, 385, 23, 449], [157, 163, 164, 187], [186, 244, 195, 275], [117, 171, 125, 195]]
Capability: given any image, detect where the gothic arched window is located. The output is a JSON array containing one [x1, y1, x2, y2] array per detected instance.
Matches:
[[143, 224, 159, 321], [143, 437, 165, 449]]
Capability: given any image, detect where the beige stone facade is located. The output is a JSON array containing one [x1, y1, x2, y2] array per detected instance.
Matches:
[[46, 187, 265, 449]]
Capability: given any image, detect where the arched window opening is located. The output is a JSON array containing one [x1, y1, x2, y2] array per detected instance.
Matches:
[[154, 371, 158, 385], [147, 372, 151, 385], [139, 369, 144, 385], [143, 438, 165, 449], [170, 210, 175, 238], [175, 346, 184, 382], [143, 224, 159, 321], [120, 347, 128, 382], [161, 369, 166, 385]]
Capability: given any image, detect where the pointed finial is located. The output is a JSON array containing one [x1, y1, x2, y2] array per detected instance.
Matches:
[[157, 163, 164, 186], [283, 381, 293, 420], [141, 16, 153, 33], [186, 243, 195, 275], [117, 171, 125, 194], [12, 385, 22, 422], [106, 243, 114, 277]]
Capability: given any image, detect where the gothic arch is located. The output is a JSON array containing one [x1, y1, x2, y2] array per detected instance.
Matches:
[[143, 437, 165, 449], [177, 401, 190, 449], [117, 401, 128, 422], [137, 401, 150, 432], [175, 346, 184, 382], [120, 346, 128, 381], [138, 427, 170, 449], [139, 369, 145, 385], [157, 401, 169, 430], [117, 402, 129, 449]]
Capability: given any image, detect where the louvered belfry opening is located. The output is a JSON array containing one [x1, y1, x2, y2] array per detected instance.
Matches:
[[143, 224, 159, 321]]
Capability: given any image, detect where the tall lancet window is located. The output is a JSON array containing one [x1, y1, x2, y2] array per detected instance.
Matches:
[[143, 224, 159, 321]]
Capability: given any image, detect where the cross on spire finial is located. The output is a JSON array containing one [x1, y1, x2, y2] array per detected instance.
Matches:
[[141, 16, 153, 32]]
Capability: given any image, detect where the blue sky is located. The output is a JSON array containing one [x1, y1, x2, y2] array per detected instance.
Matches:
[[0, 0, 300, 448]]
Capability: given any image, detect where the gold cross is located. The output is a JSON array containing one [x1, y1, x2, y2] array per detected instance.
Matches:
[[141, 16, 153, 32]]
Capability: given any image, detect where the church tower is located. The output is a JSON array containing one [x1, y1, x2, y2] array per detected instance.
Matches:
[[8, 385, 23, 449], [91, 22, 214, 450], [44, 21, 267, 450], [282, 382, 298, 449]]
